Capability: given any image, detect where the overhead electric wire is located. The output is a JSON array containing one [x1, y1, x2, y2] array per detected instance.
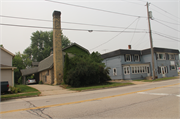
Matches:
[[151, 3, 180, 20], [120, 0, 144, 6], [90, 18, 139, 51], [133, 33, 147, 48], [0, 23, 147, 33], [152, 30, 179, 40], [0, 15, 147, 31], [45, 0, 146, 18], [153, 32, 180, 42], [153, 20, 180, 32], [154, 18, 180, 25], [129, 18, 140, 44], [150, 8, 178, 22]]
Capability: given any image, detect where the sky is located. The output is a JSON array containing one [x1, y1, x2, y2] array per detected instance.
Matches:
[[0, 0, 180, 55]]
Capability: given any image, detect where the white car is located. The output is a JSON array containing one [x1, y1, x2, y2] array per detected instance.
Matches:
[[177, 67, 180, 72], [26, 79, 36, 85]]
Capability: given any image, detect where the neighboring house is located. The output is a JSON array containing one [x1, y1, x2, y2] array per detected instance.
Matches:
[[102, 47, 179, 80], [21, 43, 89, 84], [0, 47, 16, 86]]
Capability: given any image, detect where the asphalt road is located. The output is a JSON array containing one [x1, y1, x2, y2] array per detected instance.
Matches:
[[1, 79, 180, 119]]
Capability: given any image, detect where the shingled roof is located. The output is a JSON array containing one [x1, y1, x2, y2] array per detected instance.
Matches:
[[21, 67, 38, 76]]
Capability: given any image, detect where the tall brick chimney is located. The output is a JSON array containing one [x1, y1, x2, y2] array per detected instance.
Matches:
[[128, 45, 131, 49], [53, 11, 64, 85]]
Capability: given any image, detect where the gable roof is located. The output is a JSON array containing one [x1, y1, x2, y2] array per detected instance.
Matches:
[[62, 43, 90, 54], [0, 47, 15, 57], [38, 54, 53, 72], [20, 67, 38, 76]]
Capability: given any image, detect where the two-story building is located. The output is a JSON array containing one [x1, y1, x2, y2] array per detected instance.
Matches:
[[101, 47, 179, 80], [0, 47, 17, 86]]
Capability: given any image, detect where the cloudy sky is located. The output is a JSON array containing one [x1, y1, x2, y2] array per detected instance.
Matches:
[[0, 0, 179, 55]]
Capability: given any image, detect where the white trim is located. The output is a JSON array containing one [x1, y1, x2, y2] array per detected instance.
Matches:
[[124, 66, 130, 75], [134, 54, 139, 62], [113, 68, 117, 76], [125, 54, 131, 62]]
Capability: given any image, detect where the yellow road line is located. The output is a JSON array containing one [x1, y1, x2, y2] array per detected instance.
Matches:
[[1, 83, 180, 114]]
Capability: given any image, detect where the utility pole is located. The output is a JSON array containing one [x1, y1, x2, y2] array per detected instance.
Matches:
[[146, 2, 155, 80]]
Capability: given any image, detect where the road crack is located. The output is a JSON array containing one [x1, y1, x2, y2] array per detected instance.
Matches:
[[24, 100, 52, 119]]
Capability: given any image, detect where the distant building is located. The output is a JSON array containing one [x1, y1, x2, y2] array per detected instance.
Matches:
[[102, 47, 179, 80], [21, 43, 89, 84], [0, 47, 17, 86]]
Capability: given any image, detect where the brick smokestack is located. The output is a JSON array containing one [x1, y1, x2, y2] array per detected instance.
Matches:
[[128, 45, 131, 49], [53, 11, 63, 85]]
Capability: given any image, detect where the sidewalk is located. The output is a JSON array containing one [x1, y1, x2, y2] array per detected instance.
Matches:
[[28, 84, 77, 96]]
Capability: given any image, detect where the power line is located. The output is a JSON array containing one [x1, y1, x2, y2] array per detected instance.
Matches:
[[152, 30, 179, 40], [150, 8, 178, 22], [45, 0, 146, 18], [151, 3, 180, 20], [133, 33, 147, 48], [0, 15, 147, 31], [153, 20, 180, 32], [90, 18, 139, 51], [153, 32, 180, 42], [0, 23, 147, 33], [154, 18, 180, 25], [129, 18, 140, 44], [120, 0, 144, 6]]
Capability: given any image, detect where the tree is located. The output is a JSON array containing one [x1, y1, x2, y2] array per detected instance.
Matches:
[[13, 52, 32, 84], [24, 30, 71, 62], [63, 53, 69, 84], [65, 52, 111, 87]]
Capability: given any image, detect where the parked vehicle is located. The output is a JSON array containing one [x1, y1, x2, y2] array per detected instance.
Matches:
[[26, 79, 36, 85], [177, 67, 180, 72], [1, 81, 9, 92]]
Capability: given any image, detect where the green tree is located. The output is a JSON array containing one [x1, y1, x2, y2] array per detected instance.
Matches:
[[65, 52, 111, 87], [24, 30, 71, 62], [63, 53, 69, 84], [13, 52, 32, 84]]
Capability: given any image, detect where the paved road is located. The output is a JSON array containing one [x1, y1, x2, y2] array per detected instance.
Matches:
[[1, 79, 180, 119]]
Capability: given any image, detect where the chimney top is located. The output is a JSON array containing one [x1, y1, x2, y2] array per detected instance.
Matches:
[[53, 11, 61, 17], [128, 45, 131, 49]]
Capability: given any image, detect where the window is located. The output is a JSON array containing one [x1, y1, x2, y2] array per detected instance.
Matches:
[[124, 67, 130, 75], [157, 53, 166, 60], [147, 67, 150, 73], [125, 54, 131, 62], [170, 65, 176, 70], [47, 70, 49, 75], [169, 54, 175, 60], [140, 67, 142, 73], [113, 68, 117, 76], [135, 67, 137, 73], [142, 66, 145, 73], [134, 54, 139, 62], [137, 67, 139, 73], [132, 67, 134, 74]]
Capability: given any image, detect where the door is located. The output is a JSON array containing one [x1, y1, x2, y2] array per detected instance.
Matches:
[[161, 67, 166, 77], [147, 66, 150, 76]]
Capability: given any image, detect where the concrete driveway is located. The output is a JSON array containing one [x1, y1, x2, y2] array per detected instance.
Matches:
[[28, 84, 77, 96]]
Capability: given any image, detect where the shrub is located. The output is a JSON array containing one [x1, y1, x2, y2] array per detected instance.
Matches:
[[63, 53, 69, 84], [65, 52, 111, 87], [39, 80, 43, 84], [9, 86, 21, 94]]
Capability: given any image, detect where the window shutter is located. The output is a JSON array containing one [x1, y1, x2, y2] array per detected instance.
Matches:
[[131, 55, 132, 62], [158, 67, 160, 74], [124, 54, 126, 62], [166, 53, 169, 60], [156, 53, 158, 60], [133, 55, 135, 61], [174, 54, 176, 60], [169, 65, 171, 70], [139, 55, 141, 61]]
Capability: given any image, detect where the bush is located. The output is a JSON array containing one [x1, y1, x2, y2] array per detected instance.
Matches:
[[9, 86, 21, 94], [65, 52, 111, 87], [39, 80, 43, 84]]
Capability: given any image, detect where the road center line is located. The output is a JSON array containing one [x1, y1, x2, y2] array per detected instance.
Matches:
[[137, 92, 180, 97], [0, 83, 180, 114]]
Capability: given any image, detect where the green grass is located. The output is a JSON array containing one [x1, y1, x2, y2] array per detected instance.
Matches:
[[63, 82, 134, 91], [143, 77, 178, 82], [133, 76, 178, 82], [15, 85, 39, 93], [1, 85, 40, 101]]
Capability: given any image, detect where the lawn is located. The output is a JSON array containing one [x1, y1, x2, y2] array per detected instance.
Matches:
[[63, 82, 134, 91], [1, 84, 40, 101], [134, 76, 179, 82]]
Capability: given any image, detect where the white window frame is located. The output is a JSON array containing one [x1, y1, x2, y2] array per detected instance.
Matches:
[[131, 66, 148, 74], [125, 54, 131, 62], [169, 54, 175, 60], [124, 66, 130, 75], [134, 54, 139, 62], [132, 67, 135, 74], [113, 68, 117, 76], [157, 53, 166, 60]]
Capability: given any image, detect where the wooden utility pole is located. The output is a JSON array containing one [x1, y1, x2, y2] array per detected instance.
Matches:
[[146, 2, 155, 80], [53, 11, 64, 84]]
